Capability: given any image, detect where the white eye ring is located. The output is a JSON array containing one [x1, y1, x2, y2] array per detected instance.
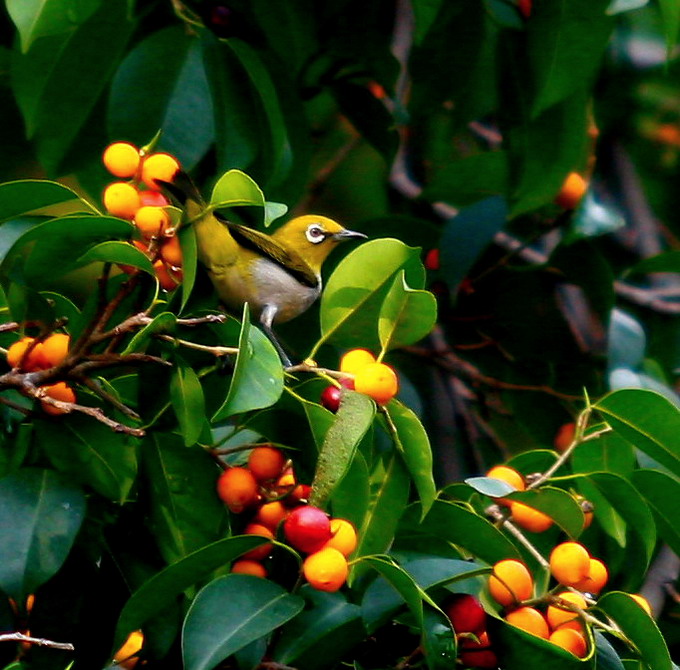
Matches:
[[306, 224, 326, 244]]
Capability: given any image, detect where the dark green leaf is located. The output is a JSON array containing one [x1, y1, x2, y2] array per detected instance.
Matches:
[[75, 240, 155, 274], [170, 361, 206, 447], [593, 631, 626, 670], [628, 251, 680, 275], [179, 219, 199, 310], [0, 180, 91, 224], [330, 450, 370, 531], [123, 312, 177, 354], [571, 431, 636, 478], [0, 467, 86, 601], [182, 575, 304, 670], [421, 605, 456, 670]]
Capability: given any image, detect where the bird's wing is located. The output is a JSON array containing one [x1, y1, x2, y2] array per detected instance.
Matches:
[[220, 216, 320, 289]]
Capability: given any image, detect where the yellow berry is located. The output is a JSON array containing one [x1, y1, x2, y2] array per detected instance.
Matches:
[[103, 142, 140, 178], [303, 547, 348, 592], [104, 182, 141, 220], [354, 362, 398, 404], [141, 153, 180, 190]]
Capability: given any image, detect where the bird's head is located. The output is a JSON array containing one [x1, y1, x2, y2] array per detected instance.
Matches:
[[273, 215, 366, 273]]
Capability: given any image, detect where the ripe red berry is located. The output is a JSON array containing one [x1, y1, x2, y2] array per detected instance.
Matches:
[[444, 594, 486, 635], [283, 505, 332, 554], [320, 385, 342, 413]]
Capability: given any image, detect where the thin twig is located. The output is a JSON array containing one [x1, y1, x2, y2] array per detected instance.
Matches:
[[155, 334, 238, 356], [486, 505, 550, 568], [76, 376, 141, 421], [0, 632, 74, 651]]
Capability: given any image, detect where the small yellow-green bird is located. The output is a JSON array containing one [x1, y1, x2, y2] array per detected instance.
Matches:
[[161, 175, 366, 363]]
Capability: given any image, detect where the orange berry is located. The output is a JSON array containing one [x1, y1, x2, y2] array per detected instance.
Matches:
[[354, 362, 398, 405], [290, 483, 312, 504], [459, 631, 497, 669], [510, 501, 553, 533], [339, 349, 376, 375], [217, 467, 260, 514], [231, 559, 267, 578], [555, 172, 587, 209], [324, 518, 358, 557], [134, 206, 169, 239], [242, 523, 274, 561], [103, 142, 140, 178], [104, 182, 141, 220], [40, 382, 76, 416], [550, 542, 590, 587], [554, 422, 575, 452], [302, 546, 348, 592], [113, 629, 144, 669], [41, 333, 70, 367], [253, 501, 288, 531], [505, 606, 549, 639], [160, 234, 182, 267], [547, 592, 587, 631], [488, 559, 533, 607], [25, 594, 35, 614], [141, 153, 180, 190], [248, 445, 286, 482], [629, 594, 652, 616], [549, 628, 587, 657], [573, 558, 608, 594], [154, 260, 181, 291], [7, 337, 46, 371]]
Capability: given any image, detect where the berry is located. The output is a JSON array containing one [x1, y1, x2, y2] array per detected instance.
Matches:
[[231, 559, 267, 578], [242, 523, 274, 561], [284, 505, 332, 553], [41, 333, 70, 368], [354, 362, 398, 405], [139, 190, 169, 207], [488, 559, 533, 607], [154, 260, 181, 291], [141, 153, 180, 190], [103, 142, 140, 178], [248, 445, 286, 482], [7, 337, 46, 371], [290, 483, 312, 504], [324, 518, 358, 557], [518, 0, 532, 19], [253, 501, 288, 531], [572, 558, 608, 594], [302, 546, 348, 592], [553, 422, 575, 452], [41, 382, 76, 416], [549, 628, 587, 657], [104, 182, 141, 220], [555, 172, 587, 209], [216, 467, 259, 513], [550, 542, 590, 587], [113, 630, 144, 669], [547, 592, 586, 631], [320, 385, 342, 413], [134, 206, 169, 239], [458, 632, 497, 669], [160, 235, 182, 267], [505, 606, 549, 639], [339, 348, 376, 375], [486, 465, 525, 506], [424, 248, 440, 271], [510, 501, 553, 533], [444, 594, 486, 635]]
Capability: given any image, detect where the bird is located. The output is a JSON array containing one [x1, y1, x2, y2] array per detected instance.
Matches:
[[159, 174, 366, 364]]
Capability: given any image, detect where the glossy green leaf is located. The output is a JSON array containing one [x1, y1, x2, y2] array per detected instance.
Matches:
[[631, 469, 680, 558], [211, 169, 266, 212], [594, 389, 680, 478], [142, 434, 228, 564], [421, 605, 457, 670], [75, 240, 155, 274], [659, 0, 680, 53], [123, 312, 177, 355], [385, 401, 436, 517], [0, 180, 91, 223], [464, 476, 517, 498], [212, 305, 284, 421], [593, 631, 626, 670], [7, 0, 101, 52], [182, 575, 304, 670], [273, 589, 364, 669], [310, 390, 375, 508], [508, 487, 585, 537], [35, 415, 138, 503], [378, 272, 437, 354], [0, 467, 86, 601], [314, 239, 424, 354], [108, 27, 213, 169], [598, 592, 671, 670], [571, 431, 636, 478], [170, 361, 206, 447], [330, 450, 370, 531], [113, 535, 274, 650], [179, 218, 199, 311], [399, 500, 521, 565]]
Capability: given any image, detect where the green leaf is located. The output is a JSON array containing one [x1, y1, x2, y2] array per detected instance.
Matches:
[[593, 631, 626, 670], [123, 312, 177, 355], [508, 487, 586, 537], [170, 361, 206, 447], [273, 589, 364, 669], [182, 575, 304, 670], [571, 431, 636, 478], [113, 535, 275, 650], [74, 240, 155, 274], [598, 592, 672, 670], [0, 467, 86, 601], [7, 0, 101, 52], [310, 390, 375, 508], [594, 389, 680, 478], [11, 0, 134, 174], [464, 476, 517, 498], [606, 0, 648, 14], [314, 239, 424, 354], [0, 180, 91, 223], [659, 0, 680, 54], [421, 605, 457, 670], [142, 434, 229, 564], [330, 450, 370, 531], [628, 251, 680, 275], [211, 305, 284, 421], [631, 469, 680, 559], [378, 272, 437, 354], [108, 28, 214, 169], [385, 401, 436, 517], [211, 169, 266, 211], [412, 0, 445, 43], [35, 416, 138, 503]]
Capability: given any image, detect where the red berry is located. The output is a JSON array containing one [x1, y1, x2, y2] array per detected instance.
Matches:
[[320, 385, 342, 413], [459, 632, 497, 669], [444, 594, 486, 635], [424, 248, 440, 271], [283, 506, 332, 554]]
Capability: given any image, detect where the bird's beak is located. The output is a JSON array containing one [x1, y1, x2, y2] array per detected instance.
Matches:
[[332, 229, 367, 241]]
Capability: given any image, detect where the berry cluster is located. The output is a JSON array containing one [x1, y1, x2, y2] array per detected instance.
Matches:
[[6, 333, 73, 415], [101, 142, 183, 291], [320, 348, 399, 412], [216, 445, 358, 591]]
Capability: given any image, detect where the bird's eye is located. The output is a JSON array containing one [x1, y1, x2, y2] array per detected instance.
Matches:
[[306, 224, 326, 244]]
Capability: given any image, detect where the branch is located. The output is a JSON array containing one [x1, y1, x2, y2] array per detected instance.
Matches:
[[75, 376, 141, 421], [0, 631, 74, 651]]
